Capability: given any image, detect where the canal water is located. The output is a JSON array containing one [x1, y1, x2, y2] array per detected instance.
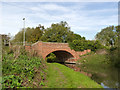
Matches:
[[64, 63, 120, 89]]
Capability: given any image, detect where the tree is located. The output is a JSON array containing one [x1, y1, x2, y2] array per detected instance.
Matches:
[[69, 39, 86, 51], [73, 34, 85, 40], [25, 27, 34, 42], [96, 25, 120, 68], [68, 33, 102, 51], [92, 40, 103, 51], [12, 24, 44, 44], [46, 53, 57, 62], [29, 26, 43, 43], [95, 26, 118, 48], [69, 39, 103, 51], [41, 21, 74, 43]]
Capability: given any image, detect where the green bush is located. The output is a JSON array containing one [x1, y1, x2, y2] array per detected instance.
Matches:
[[2, 75, 22, 88], [69, 39, 103, 51], [2, 53, 44, 88], [46, 53, 57, 62]]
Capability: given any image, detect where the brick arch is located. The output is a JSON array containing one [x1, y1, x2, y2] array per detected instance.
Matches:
[[44, 49, 75, 59], [25, 41, 91, 62], [45, 50, 75, 62]]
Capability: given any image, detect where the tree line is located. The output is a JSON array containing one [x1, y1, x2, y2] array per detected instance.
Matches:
[[11, 21, 119, 52], [12, 21, 104, 51], [95, 25, 119, 49]]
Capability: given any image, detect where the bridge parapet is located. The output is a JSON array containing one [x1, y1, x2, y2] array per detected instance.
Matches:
[[42, 42, 69, 49]]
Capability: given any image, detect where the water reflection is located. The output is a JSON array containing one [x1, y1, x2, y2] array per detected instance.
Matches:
[[64, 64, 92, 77], [91, 68, 120, 88], [64, 63, 120, 89]]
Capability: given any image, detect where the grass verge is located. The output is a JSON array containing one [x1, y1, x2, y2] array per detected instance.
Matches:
[[43, 63, 103, 88]]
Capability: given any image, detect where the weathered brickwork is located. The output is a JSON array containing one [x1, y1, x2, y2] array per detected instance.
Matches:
[[25, 41, 91, 62]]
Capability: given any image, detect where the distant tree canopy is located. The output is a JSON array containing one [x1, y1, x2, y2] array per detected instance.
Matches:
[[41, 21, 74, 43], [95, 26, 118, 48], [69, 39, 103, 51], [12, 24, 44, 43]]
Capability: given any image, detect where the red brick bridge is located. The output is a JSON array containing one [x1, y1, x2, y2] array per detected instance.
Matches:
[[25, 41, 91, 63]]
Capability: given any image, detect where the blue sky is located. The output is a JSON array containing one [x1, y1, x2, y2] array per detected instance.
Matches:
[[0, 2, 118, 40]]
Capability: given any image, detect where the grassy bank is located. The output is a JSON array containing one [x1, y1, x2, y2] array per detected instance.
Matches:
[[43, 63, 102, 88], [77, 53, 110, 74], [2, 53, 47, 88]]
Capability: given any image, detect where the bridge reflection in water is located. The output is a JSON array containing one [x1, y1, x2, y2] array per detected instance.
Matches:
[[62, 63, 92, 77]]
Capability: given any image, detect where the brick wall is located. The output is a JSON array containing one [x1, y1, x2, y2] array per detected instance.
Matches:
[[25, 41, 91, 62]]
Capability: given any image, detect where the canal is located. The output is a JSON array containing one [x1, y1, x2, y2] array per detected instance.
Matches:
[[64, 63, 120, 89]]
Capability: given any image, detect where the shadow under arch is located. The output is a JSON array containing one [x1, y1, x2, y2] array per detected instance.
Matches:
[[45, 50, 74, 63]]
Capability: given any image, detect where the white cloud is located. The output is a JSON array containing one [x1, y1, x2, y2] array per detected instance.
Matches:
[[41, 4, 69, 12], [86, 8, 118, 13], [0, 2, 118, 40]]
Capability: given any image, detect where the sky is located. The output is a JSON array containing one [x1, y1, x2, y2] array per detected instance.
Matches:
[[0, 1, 118, 40]]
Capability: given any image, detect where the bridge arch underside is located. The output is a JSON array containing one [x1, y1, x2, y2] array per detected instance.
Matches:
[[45, 50, 74, 63]]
